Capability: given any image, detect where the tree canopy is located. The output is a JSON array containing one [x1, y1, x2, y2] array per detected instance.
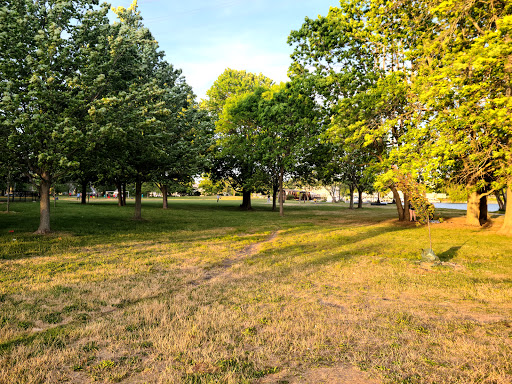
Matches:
[[0, 0, 211, 231]]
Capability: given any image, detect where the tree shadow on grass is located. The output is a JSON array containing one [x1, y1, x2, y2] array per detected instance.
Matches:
[[0, 200, 404, 262], [437, 243, 466, 262], [245, 223, 411, 270]]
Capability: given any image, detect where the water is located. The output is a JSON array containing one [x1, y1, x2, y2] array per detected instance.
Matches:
[[434, 203, 500, 212]]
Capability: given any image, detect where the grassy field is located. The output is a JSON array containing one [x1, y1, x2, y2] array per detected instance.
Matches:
[[0, 197, 511, 384]]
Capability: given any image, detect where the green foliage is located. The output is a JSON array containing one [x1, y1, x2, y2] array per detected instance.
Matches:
[[288, 0, 391, 208], [288, 0, 512, 227], [198, 175, 226, 195], [392, 167, 435, 225], [444, 184, 469, 203], [206, 70, 273, 206], [0, 0, 210, 226], [203, 68, 273, 118]]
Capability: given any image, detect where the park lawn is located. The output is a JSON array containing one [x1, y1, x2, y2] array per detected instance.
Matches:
[[0, 197, 511, 384]]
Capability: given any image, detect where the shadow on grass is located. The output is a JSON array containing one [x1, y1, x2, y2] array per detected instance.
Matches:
[[246, 223, 410, 271], [0, 199, 402, 261], [437, 245, 464, 262]]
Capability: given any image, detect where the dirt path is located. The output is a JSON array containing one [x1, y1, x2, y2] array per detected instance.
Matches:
[[192, 230, 279, 284]]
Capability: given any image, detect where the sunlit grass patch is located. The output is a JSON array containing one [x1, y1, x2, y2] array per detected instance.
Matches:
[[0, 198, 511, 383]]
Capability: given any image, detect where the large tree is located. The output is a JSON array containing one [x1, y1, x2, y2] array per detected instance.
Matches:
[[89, 2, 207, 219], [288, 0, 405, 217], [0, 0, 111, 233], [403, 0, 512, 229], [205, 69, 273, 210], [257, 81, 320, 216]]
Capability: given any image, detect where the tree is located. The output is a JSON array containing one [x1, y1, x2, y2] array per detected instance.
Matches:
[[257, 81, 320, 216], [205, 69, 273, 210], [289, 0, 398, 216], [153, 101, 214, 209], [198, 175, 226, 196], [214, 88, 267, 210], [0, 0, 111, 233], [89, 2, 205, 219], [393, 166, 437, 259], [399, 0, 512, 228], [203, 68, 273, 118]]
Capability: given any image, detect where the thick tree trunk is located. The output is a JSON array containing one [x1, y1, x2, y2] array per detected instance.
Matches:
[[240, 189, 252, 210], [160, 184, 168, 209], [134, 177, 142, 220], [81, 180, 87, 205], [499, 185, 512, 235], [390, 184, 406, 221], [279, 165, 284, 217], [500, 44, 512, 233], [272, 183, 278, 212], [116, 181, 123, 207], [479, 194, 488, 223], [349, 185, 354, 209], [357, 189, 363, 209], [467, 191, 482, 226], [36, 175, 51, 234]]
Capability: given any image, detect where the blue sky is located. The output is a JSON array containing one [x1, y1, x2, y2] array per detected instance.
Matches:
[[108, 0, 339, 100]]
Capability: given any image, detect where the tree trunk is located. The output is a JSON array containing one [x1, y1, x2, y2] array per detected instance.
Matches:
[[36, 174, 51, 234], [116, 181, 123, 207], [495, 189, 506, 211], [479, 194, 488, 224], [160, 184, 168, 209], [6, 177, 10, 214], [122, 183, 127, 206], [279, 165, 284, 217], [349, 185, 354, 209], [81, 179, 87, 205], [328, 185, 336, 203], [272, 183, 278, 212], [499, 41, 512, 233], [240, 189, 252, 210], [390, 184, 406, 221], [357, 189, 363, 209], [499, 185, 512, 235], [134, 177, 142, 220], [467, 191, 481, 226]]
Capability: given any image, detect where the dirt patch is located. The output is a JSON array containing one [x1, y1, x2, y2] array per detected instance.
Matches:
[[257, 365, 381, 384]]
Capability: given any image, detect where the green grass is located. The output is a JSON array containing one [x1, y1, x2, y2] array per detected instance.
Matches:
[[0, 197, 511, 383]]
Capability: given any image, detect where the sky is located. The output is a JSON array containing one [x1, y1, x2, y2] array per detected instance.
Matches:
[[108, 0, 340, 100]]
